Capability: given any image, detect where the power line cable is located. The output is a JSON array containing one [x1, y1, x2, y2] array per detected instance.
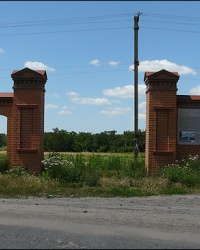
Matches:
[[141, 19, 200, 27], [0, 26, 132, 37], [0, 13, 134, 28], [0, 11, 200, 29], [142, 12, 200, 22], [1, 23, 200, 37], [141, 26, 200, 35], [1, 11, 200, 37], [0, 18, 133, 29]]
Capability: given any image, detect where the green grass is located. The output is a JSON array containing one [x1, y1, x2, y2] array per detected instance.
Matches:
[[0, 152, 200, 198], [0, 146, 7, 152], [0, 153, 10, 173]]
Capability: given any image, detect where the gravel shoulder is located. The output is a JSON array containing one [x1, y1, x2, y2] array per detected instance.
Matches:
[[0, 195, 200, 248]]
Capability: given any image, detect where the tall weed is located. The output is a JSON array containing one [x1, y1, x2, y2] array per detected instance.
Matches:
[[160, 155, 200, 187], [0, 154, 11, 173], [42, 152, 101, 187], [125, 157, 146, 179]]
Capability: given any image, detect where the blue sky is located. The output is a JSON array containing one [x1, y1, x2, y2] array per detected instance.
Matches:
[[0, 1, 200, 134]]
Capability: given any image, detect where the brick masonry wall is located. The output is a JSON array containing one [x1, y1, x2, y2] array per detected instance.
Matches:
[[176, 144, 200, 160], [145, 70, 179, 173], [146, 90, 177, 173], [0, 69, 46, 174], [11, 68, 47, 174], [145, 70, 200, 172]]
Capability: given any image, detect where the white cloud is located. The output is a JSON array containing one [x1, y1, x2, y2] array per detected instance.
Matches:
[[89, 59, 100, 67], [103, 84, 146, 99], [57, 106, 72, 115], [103, 85, 133, 99], [100, 107, 131, 116], [67, 91, 111, 105], [190, 86, 200, 95], [67, 92, 79, 97], [59, 110, 71, 115], [138, 101, 146, 109], [75, 97, 111, 105], [129, 59, 196, 75], [138, 113, 146, 119], [0, 48, 5, 54], [45, 104, 59, 110], [108, 61, 120, 67], [138, 85, 146, 97], [89, 59, 120, 67], [24, 61, 55, 72]]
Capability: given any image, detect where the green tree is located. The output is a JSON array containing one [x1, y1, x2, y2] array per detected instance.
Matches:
[[44, 128, 146, 153], [0, 133, 6, 148]]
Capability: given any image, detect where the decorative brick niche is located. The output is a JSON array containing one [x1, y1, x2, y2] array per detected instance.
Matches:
[[0, 68, 47, 174]]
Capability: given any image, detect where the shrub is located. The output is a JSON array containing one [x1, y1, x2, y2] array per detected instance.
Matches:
[[106, 156, 122, 171], [42, 153, 101, 187], [41, 151, 65, 179], [87, 154, 104, 169], [183, 155, 200, 173], [125, 158, 146, 179], [160, 156, 200, 188], [5, 167, 30, 177], [0, 154, 11, 173]]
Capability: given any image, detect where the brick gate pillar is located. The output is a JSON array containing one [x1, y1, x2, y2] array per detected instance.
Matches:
[[11, 68, 47, 174], [144, 69, 179, 173]]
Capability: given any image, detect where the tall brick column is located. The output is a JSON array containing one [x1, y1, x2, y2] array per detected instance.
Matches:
[[11, 68, 47, 174], [144, 69, 179, 173]]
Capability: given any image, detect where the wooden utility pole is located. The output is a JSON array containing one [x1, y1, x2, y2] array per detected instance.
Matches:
[[134, 12, 141, 159]]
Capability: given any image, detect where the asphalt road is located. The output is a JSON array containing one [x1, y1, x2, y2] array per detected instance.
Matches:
[[0, 195, 200, 249]]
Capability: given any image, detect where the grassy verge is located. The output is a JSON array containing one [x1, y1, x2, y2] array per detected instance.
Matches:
[[0, 152, 200, 198]]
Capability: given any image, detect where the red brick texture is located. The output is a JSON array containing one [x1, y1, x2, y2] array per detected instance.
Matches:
[[145, 70, 179, 173], [0, 68, 47, 174]]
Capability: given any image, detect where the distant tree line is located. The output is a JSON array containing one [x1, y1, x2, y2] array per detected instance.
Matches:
[[0, 128, 146, 153], [44, 128, 145, 153]]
